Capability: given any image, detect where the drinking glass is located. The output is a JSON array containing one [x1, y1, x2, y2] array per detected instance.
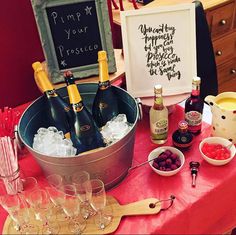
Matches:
[[84, 179, 112, 230], [60, 184, 86, 234], [28, 189, 60, 234], [1, 193, 38, 234], [72, 171, 95, 219], [46, 174, 66, 221], [45, 186, 68, 221], [46, 173, 63, 188], [20, 177, 38, 203]]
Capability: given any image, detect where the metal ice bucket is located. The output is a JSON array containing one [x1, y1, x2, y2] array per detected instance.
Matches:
[[18, 83, 139, 190]]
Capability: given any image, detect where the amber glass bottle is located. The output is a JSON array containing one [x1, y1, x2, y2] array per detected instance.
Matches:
[[185, 77, 204, 135], [32, 62, 71, 139], [149, 85, 168, 144], [64, 71, 105, 154], [92, 51, 119, 128]]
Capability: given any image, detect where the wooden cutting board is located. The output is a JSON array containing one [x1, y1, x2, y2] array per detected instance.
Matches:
[[3, 195, 162, 234]]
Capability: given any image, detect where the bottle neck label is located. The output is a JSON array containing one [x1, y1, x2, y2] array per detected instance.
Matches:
[[98, 80, 110, 90], [191, 84, 200, 96], [153, 97, 164, 110], [72, 102, 84, 112], [46, 89, 58, 97]]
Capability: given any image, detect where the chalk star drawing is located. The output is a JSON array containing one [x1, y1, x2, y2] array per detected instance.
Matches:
[[61, 60, 67, 67], [84, 6, 92, 15]]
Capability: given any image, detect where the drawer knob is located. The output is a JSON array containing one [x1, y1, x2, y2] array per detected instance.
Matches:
[[220, 19, 227, 25], [231, 69, 236, 74], [216, 50, 222, 56]]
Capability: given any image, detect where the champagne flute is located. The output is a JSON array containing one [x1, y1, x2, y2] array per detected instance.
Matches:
[[1, 193, 38, 234], [84, 179, 112, 230], [46, 174, 66, 221], [72, 171, 95, 219], [20, 176, 38, 204], [46, 173, 63, 188], [60, 184, 86, 234], [28, 189, 60, 234]]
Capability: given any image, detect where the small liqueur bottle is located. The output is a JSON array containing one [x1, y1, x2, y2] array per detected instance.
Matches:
[[172, 120, 193, 150], [92, 50, 119, 128], [185, 77, 204, 135], [149, 84, 168, 144], [64, 71, 105, 154], [32, 61, 71, 139]]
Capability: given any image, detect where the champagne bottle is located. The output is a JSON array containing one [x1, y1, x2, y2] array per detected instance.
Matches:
[[185, 77, 204, 135], [149, 85, 168, 144], [92, 51, 119, 128], [64, 71, 105, 154], [32, 62, 71, 139]]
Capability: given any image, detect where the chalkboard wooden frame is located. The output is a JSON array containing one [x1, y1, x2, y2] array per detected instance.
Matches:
[[120, 3, 196, 98], [31, 0, 116, 83]]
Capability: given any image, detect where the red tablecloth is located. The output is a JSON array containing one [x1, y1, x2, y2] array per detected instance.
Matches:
[[1, 104, 236, 234]]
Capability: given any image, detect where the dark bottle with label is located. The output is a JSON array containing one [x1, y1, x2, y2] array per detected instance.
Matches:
[[172, 120, 193, 150], [185, 77, 204, 135], [32, 61, 71, 139], [64, 71, 105, 154], [92, 51, 119, 128]]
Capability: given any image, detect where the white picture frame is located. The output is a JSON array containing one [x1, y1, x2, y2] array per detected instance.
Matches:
[[120, 3, 196, 97]]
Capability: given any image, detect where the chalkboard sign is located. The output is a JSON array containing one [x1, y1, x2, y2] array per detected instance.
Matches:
[[31, 0, 116, 83], [121, 4, 196, 97]]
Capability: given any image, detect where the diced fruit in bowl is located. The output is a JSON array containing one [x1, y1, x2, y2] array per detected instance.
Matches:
[[148, 146, 185, 176], [201, 143, 231, 160], [199, 137, 236, 166]]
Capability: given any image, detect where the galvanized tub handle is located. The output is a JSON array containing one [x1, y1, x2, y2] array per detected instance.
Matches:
[[135, 97, 143, 121]]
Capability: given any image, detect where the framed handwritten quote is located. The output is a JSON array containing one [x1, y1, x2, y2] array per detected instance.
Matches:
[[120, 4, 196, 97], [31, 0, 116, 83]]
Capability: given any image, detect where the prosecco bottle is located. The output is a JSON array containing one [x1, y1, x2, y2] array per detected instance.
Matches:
[[32, 62, 71, 139], [92, 50, 119, 128], [64, 71, 105, 154], [149, 84, 168, 144], [185, 77, 204, 135]]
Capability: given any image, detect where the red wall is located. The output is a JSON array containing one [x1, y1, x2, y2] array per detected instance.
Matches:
[[0, 0, 44, 108]]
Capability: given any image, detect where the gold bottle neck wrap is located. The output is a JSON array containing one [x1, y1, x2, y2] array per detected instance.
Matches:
[[67, 84, 82, 104]]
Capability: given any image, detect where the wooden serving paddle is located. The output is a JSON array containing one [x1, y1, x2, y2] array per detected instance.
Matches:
[[84, 195, 162, 234], [3, 195, 162, 234]]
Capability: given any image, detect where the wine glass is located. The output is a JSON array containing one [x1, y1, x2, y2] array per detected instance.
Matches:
[[28, 189, 60, 234], [84, 179, 112, 230], [20, 176, 38, 203], [60, 184, 86, 234], [46, 173, 63, 188], [0, 193, 38, 234], [72, 171, 95, 219], [46, 174, 67, 221]]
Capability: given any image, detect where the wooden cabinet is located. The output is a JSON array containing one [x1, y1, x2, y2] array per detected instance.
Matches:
[[206, 0, 236, 93], [111, 0, 236, 93]]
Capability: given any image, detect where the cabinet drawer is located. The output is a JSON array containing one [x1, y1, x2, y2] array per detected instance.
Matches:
[[213, 31, 236, 66], [207, 1, 234, 38], [217, 58, 236, 93]]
